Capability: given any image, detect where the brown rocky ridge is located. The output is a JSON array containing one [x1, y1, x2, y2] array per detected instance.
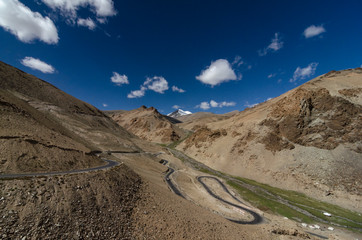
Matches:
[[106, 105, 189, 144]]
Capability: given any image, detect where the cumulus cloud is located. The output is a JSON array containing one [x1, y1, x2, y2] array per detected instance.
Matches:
[[196, 59, 239, 86], [127, 76, 169, 98], [127, 86, 146, 99], [41, 0, 116, 19], [303, 25, 326, 38], [77, 17, 96, 30], [197, 102, 210, 110], [210, 100, 218, 108], [290, 62, 318, 83], [172, 105, 180, 109], [20, 57, 55, 73], [258, 33, 283, 56], [111, 72, 129, 86], [172, 86, 185, 93], [144, 76, 169, 93], [0, 0, 58, 44], [197, 100, 236, 110], [102, 103, 108, 107]]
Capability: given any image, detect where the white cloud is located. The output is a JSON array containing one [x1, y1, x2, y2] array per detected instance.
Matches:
[[172, 105, 180, 109], [127, 86, 146, 99], [41, 0, 117, 19], [196, 59, 238, 86], [290, 62, 318, 83], [172, 86, 185, 93], [20, 57, 55, 73], [102, 103, 108, 107], [127, 76, 169, 98], [211, 100, 236, 108], [218, 101, 236, 107], [77, 17, 96, 30], [197, 102, 210, 110], [197, 100, 236, 110], [111, 72, 129, 86], [303, 25, 326, 38], [144, 76, 169, 93], [210, 100, 218, 108], [0, 0, 58, 44], [258, 33, 283, 56]]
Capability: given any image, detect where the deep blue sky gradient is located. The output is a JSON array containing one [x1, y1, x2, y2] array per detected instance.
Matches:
[[1, 0, 362, 113]]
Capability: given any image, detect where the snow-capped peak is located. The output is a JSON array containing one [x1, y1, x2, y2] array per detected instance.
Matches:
[[167, 109, 192, 118]]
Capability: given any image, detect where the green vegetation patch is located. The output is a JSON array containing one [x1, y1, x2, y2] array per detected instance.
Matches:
[[227, 180, 314, 223], [234, 176, 362, 229]]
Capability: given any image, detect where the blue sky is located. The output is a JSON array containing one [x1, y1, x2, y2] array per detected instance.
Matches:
[[1, 0, 361, 114]]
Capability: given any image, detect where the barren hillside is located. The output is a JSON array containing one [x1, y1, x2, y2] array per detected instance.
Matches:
[[0, 61, 139, 157], [178, 111, 238, 130], [177, 68, 362, 211], [107, 106, 188, 143]]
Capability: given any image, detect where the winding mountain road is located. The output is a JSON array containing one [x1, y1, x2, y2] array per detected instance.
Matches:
[[159, 159, 185, 198], [158, 157, 263, 224], [0, 159, 119, 179], [197, 176, 263, 224]]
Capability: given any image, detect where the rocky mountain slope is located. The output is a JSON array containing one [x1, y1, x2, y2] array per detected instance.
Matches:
[[0, 61, 138, 162], [0, 61, 146, 238], [106, 106, 188, 143], [177, 68, 362, 211], [177, 111, 239, 130]]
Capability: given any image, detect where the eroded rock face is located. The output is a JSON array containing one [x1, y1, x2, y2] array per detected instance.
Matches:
[[261, 87, 361, 152], [183, 126, 227, 150]]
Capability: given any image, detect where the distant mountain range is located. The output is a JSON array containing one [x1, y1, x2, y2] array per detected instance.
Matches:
[[167, 109, 192, 118]]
